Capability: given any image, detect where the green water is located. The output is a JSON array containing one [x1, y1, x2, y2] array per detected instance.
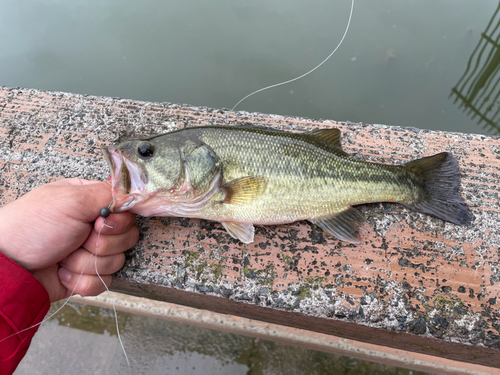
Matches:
[[1, 0, 500, 134], [16, 302, 430, 375]]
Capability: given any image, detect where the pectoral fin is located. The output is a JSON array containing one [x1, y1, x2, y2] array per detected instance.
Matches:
[[311, 207, 365, 244], [221, 222, 255, 244], [221, 176, 268, 205]]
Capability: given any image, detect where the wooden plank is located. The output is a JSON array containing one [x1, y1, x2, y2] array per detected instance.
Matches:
[[1, 87, 499, 367]]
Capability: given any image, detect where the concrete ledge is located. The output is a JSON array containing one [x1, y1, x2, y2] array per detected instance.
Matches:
[[1, 87, 499, 368]]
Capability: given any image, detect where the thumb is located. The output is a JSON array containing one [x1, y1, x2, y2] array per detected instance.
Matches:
[[55, 179, 113, 223]]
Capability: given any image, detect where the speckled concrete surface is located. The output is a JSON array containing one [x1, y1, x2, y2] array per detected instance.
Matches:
[[1, 87, 499, 367]]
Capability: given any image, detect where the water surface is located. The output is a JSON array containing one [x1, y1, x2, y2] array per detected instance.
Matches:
[[1, 0, 499, 134], [16, 302, 430, 375]]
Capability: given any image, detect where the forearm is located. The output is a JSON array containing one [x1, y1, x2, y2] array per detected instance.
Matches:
[[0, 253, 50, 374]]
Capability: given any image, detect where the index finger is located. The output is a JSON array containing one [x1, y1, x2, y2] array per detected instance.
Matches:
[[55, 178, 114, 223], [94, 212, 137, 235]]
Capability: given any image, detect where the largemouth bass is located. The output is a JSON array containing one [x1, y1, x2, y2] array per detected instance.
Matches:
[[101, 126, 471, 244]]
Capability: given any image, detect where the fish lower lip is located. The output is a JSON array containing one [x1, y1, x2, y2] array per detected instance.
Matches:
[[124, 194, 135, 208], [110, 194, 135, 212]]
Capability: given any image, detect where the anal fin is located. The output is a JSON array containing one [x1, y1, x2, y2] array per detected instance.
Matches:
[[221, 222, 255, 244], [311, 207, 365, 244]]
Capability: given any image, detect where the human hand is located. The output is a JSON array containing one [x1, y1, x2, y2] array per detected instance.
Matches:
[[0, 178, 139, 302]]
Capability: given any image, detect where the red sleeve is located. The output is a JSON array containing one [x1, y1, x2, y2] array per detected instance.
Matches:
[[0, 253, 50, 374]]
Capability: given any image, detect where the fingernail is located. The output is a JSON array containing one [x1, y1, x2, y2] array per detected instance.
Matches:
[[58, 268, 72, 283]]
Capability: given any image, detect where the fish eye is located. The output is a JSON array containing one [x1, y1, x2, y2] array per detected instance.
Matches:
[[137, 142, 155, 159]]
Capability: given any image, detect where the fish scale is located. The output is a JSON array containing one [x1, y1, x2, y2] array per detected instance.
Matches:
[[102, 126, 471, 244], [195, 127, 409, 222]]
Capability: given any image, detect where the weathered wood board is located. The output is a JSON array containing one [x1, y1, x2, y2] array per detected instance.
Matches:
[[1, 87, 499, 367]]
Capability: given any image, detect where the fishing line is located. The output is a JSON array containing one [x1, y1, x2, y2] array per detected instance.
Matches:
[[94, 218, 131, 369], [92, 213, 208, 370], [232, 0, 355, 111]]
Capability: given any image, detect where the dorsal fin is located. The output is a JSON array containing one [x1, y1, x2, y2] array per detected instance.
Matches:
[[307, 128, 342, 149]]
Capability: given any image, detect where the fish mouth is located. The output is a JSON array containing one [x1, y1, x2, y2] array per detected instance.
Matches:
[[101, 145, 141, 213]]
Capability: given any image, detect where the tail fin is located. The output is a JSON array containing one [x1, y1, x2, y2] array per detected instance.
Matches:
[[404, 152, 472, 225]]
